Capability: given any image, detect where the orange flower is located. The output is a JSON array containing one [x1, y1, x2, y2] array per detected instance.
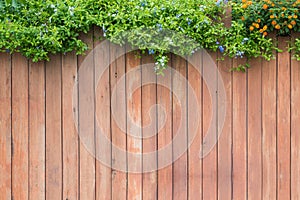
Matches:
[[242, 4, 248, 9], [241, 16, 245, 21], [288, 15, 293, 19], [270, 15, 275, 19], [288, 24, 293, 29], [272, 3, 275, 6], [263, 32, 268, 36], [247, 1, 252, 5], [263, 25, 268, 30], [282, 7, 287, 11], [242, 0, 247, 2], [255, 23, 260, 28], [294, 15, 298, 19], [291, 20, 297, 25], [263, 4, 268, 9], [281, 13, 285, 17], [259, 29, 264, 33], [275, 24, 281, 29], [249, 26, 254, 31], [257, 19, 261, 23], [271, 20, 277, 25]]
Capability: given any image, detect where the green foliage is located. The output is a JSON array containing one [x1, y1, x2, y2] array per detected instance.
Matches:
[[0, 0, 299, 72]]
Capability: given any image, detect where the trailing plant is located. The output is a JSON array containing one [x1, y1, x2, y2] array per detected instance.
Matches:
[[0, 0, 298, 73]]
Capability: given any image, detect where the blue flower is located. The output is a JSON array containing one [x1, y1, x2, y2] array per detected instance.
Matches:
[[216, 41, 220, 45], [148, 49, 155, 55], [218, 45, 225, 53], [187, 18, 192, 25], [176, 14, 182, 18], [157, 23, 163, 31], [216, 0, 222, 6], [241, 38, 249, 44], [235, 51, 244, 58]]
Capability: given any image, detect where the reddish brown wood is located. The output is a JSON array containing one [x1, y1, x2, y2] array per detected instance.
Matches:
[[45, 54, 62, 200], [217, 55, 232, 200], [187, 51, 202, 200], [94, 27, 112, 200], [62, 51, 79, 200], [126, 49, 143, 200], [247, 58, 262, 200], [141, 55, 157, 200], [172, 55, 188, 200], [157, 55, 173, 200], [291, 34, 300, 200], [202, 51, 217, 200], [262, 36, 277, 200], [232, 58, 247, 200], [29, 60, 45, 200], [0, 52, 12, 200], [78, 30, 96, 200], [12, 53, 29, 200], [110, 44, 127, 200], [277, 37, 291, 200]]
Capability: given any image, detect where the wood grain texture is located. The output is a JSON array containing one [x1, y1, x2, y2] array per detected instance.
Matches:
[[29, 61, 45, 200], [78, 30, 96, 200], [277, 37, 291, 200], [217, 55, 232, 200], [110, 44, 127, 200], [12, 53, 29, 200], [202, 51, 217, 200], [94, 27, 112, 200], [126, 49, 142, 200], [262, 37, 277, 199], [232, 58, 247, 200], [291, 34, 300, 200], [0, 52, 12, 200], [247, 58, 262, 200], [62, 51, 79, 200], [157, 55, 173, 200], [46, 54, 62, 200], [187, 51, 202, 200], [172, 55, 188, 200], [141, 55, 157, 200]]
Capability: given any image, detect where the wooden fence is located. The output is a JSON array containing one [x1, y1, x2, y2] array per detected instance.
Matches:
[[0, 30, 300, 200]]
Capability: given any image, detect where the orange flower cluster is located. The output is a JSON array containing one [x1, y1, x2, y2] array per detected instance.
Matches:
[[240, 0, 300, 36]]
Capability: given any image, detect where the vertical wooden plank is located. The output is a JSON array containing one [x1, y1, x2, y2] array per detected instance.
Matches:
[[110, 44, 127, 200], [0, 52, 12, 200], [291, 34, 300, 200], [12, 53, 29, 200], [157, 55, 173, 200], [262, 36, 277, 199], [46, 54, 62, 200], [172, 55, 187, 200], [126, 50, 142, 200], [232, 58, 247, 200], [188, 51, 202, 200], [277, 37, 291, 200], [78, 30, 96, 200], [217, 56, 232, 200], [94, 27, 112, 200], [62, 51, 79, 200], [29, 61, 45, 200], [202, 51, 217, 200], [247, 58, 262, 200], [142, 55, 157, 200]]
